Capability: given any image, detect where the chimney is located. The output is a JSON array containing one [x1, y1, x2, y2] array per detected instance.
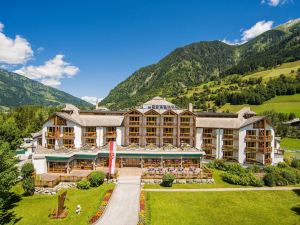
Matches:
[[188, 103, 193, 112]]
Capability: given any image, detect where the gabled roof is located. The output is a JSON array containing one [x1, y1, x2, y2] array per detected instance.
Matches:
[[143, 96, 175, 106]]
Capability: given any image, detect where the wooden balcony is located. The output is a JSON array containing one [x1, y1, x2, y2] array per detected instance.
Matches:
[[245, 135, 258, 141], [163, 132, 174, 137], [146, 132, 157, 137], [145, 121, 158, 126], [82, 132, 97, 138], [47, 144, 55, 149], [63, 132, 75, 139], [258, 146, 272, 154], [258, 135, 273, 141], [128, 121, 140, 126], [63, 144, 74, 149], [265, 158, 272, 165], [46, 131, 60, 138], [202, 144, 216, 150], [222, 145, 238, 151], [106, 131, 117, 138], [163, 122, 176, 126], [129, 132, 140, 137], [180, 122, 193, 126], [203, 133, 216, 138], [180, 133, 192, 137], [245, 147, 257, 153]]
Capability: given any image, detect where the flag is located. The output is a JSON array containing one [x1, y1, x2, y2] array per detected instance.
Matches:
[[108, 141, 117, 175]]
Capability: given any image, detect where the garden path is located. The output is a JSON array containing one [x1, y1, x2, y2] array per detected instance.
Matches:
[[96, 175, 141, 225]]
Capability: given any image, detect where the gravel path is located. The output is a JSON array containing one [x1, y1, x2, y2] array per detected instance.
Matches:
[[144, 187, 300, 192], [96, 176, 141, 225]]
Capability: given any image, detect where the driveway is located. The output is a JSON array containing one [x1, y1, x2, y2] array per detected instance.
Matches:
[[96, 176, 141, 225]]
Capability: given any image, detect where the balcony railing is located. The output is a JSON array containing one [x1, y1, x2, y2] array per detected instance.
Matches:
[[129, 132, 140, 136], [46, 131, 60, 138], [47, 144, 55, 149], [63, 144, 75, 149], [180, 133, 192, 137], [203, 133, 216, 138], [63, 132, 75, 139], [245, 135, 258, 141], [222, 145, 238, 151], [258, 146, 272, 154], [163, 122, 176, 126], [245, 147, 257, 153], [129, 121, 140, 125], [145, 121, 158, 126], [258, 135, 273, 141], [163, 132, 174, 136], [106, 131, 117, 137], [180, 122, 193, 126], [265, 158, 272, 164], [202, 144, 216, 150], [82, 132, 97, 138], [146, 132, 157, 136]]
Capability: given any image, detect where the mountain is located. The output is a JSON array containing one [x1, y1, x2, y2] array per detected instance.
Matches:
[[0, 69, 92, 107], [101, 19, 300, 110]]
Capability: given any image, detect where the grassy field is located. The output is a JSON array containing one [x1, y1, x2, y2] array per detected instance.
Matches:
[[281, 138, 300, 150], [143, 169, 248, 189], [8, 183, 114, 225], [220, 94, 300, 116], [147, 190, 300, 225]]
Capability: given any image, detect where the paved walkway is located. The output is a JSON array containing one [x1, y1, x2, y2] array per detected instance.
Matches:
[[144, 187, 300, 192], [96, 176, 141, 225]]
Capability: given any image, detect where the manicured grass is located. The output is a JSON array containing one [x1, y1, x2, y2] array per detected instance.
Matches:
[[281, 138, 300, 150], [147, 190, 300, 225], [143, 169, 248, 189], [220, 94, 300, 116], [9, 183, 115, 225]]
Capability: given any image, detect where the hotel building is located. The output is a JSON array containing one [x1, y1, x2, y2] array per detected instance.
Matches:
[[32, 97, 282, 174]]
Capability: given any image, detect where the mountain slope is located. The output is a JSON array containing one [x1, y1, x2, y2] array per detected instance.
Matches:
[[101, 19, 300, 110], [0, 69, 92, 107]]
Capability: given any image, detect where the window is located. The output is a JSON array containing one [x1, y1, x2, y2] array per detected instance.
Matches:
[[163, 128, 173, 136], [129, 138, 139, 144], [86, 127, 96, 132], [224, 129, 233, 135], [146, 127, 156, 136], [146, 138, 156, 144], [180, 128, 190, 136], [54, 116, 66, 125], [246, 152, 256, 160], [63, 139, 74, 148], [129, 127, 139, 134], [246, 142, 256, 148], [204, 139, 212, 144], [63, 127, 74, 135], [223, 151, 233, 158], [47, 139, 55, 149], [146, 117, 156, 125], [85, 138, 96, 146], [163, 138, 173, 145], [223, 140, 233, 146], [246, 130, 256, 136], [204, 128, 212, 134]]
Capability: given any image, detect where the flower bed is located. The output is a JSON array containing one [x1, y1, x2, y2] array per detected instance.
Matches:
[[138, 191, 147, 225], [89, 188, 114, 224]]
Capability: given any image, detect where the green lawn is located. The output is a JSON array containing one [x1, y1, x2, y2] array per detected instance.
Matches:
[[147, 190, 300, 225], [281, 138, 300, 150], [220, 94, 300, 116], [9, 183, 115, 225], [143, 169, 248, 189]]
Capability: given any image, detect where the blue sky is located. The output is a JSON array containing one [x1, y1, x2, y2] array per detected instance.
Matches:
[[0, 0, 299, 104]]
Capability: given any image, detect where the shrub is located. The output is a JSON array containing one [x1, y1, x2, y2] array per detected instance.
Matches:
[[277, 162, 288, 168], [225, 163, 245, 175], [280, 170, 297, 184], [263, 173, 277, 187], [89, 171, 105, 187], [263, 165, 279, 173], [291, 158, 300, 168], [21, 163, 35, 178], [161, 173, 175, 187], [22, 177, 35, 195], [207, 159, 227, 171], [221, 173, 241, 185], [77, 180, 90, 190], [249, 175, 264, 187], [247, 165, 261, 173]]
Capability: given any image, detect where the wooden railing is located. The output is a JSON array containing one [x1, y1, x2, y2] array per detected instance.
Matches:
[[180, 133, 192, 137], [63, 144, 75, 149], [129, 121, 140, 125], [163, 132, 174, 136], [129, 132, 139, 136], [163, 122, 176, 126], [265, 158, 272, 164], [245, 135, 258, 141], [145, 121, 157, 126], [47, 144, 55, 149], [146, 132, 157, 136], [82, 132, 97, 138], [245, 147, 257, 153], [201, 144, 216, 149], [46, 131, 60, 138], [258, 146, 272, 154], [222, 145, 238, 151], [180, 122, 193, 126], [258, 135, 273, 141], [106, 131, 117, 137], [63, 132, 75, 139], [203, 133, 215, 138]]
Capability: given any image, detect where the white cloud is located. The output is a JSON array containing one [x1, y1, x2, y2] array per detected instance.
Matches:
[[222, 20, 274, 45], [241, 20, 274, 42], [0, 22, 33, 64], [81, 96, 103, 105], [261, 0, 289, 7], [14, 54, 79, 87]]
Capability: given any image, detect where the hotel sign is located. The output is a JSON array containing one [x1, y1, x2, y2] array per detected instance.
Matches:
[[108, 141, 117, 175]]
